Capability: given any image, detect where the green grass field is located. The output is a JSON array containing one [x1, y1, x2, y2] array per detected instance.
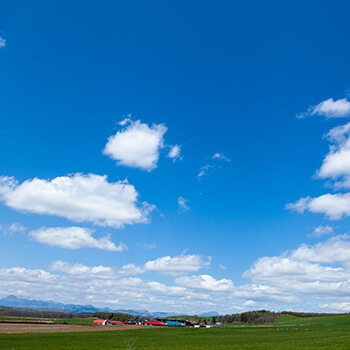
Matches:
[[1, 315, 350, 349]]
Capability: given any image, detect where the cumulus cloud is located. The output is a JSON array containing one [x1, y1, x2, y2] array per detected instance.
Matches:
[[175, 274, 234, 292], [178, 196, 190, 211], [167, 145, 181, 161], [144, 254, 211, 276], [315, 122, 350, 187], [50, 260, 114, 277], [103, 120, 167, 171], [50, 261, 144, 278], [243, 300, 258, 307], [287, 193, 350, 220], [297, 98, 350, 119], [243, 235, 350, 300], [233, 284, 300, 303], [0, 264, 227, 314], [308, 225, 333, 237], [287, 122, 350, 218], [0, 37, 5, 48], [0, 173, 154, 228], [286, 196, 311, 214], [118, 264, 145, 276], [5, 235, 350, 313], [319, 302, 350, 312], [29, 227, 126, 251]]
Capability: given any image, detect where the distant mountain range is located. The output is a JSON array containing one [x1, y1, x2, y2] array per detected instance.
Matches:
[[0, 295, 219, 318]]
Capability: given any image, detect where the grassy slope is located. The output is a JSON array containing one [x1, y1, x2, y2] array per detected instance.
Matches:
[[1, 315, 350, 349]]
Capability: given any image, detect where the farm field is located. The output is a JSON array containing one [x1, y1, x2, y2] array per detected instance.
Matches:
[[1, 315, 350, 349]]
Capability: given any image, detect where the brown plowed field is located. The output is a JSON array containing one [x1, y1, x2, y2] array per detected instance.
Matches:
[[0, 323, 149, 334]]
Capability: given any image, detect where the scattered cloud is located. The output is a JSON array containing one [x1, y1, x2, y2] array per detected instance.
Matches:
[[8, 222, 26, 234], [297, 98, 350, 119], [50, 260, 114, 277], [175, 274, 234, 292], [212, 153, 230, 161], [316, 122, 350, 187], [0, 264, 228, 314], [243, 235, 350, 300], [144, 254, 211, 276], [4, 235, 350, 313], [118, 264, 145, 276], [178, 196, 190, 211], [167, 145, 181, 161], [0, 173, 155, 228], [197, 165, 212, 179], [4, 222, 26, 237], [0, 37, 5, 48], [318, 302, 350, 312], [28, 226, 126, 251], [308, 225, 333, 237], [233, 284, 299, 303], [103, 119, 167, 171], [139, 242, 157, 250], [243, 300, 258, 307], [196, 153, 230, 179], [286, 196, 311, 214], [287, 193, 350, 220], [219, 264, 227, 270]]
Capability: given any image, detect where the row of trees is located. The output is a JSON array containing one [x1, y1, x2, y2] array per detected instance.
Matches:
[[92, 312, 134, 322], [215, 310, 277, 325], [0, 308, 91, 319]]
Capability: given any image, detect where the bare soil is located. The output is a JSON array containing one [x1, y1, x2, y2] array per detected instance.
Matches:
[[0, 323, 150, 334]]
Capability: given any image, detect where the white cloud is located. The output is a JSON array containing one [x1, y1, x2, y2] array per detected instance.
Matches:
[[288, 193, 350, 220], [243, 300, 258, 307], [50, 260, 114, 277], [243, 235, 350, 300], [103, 120, 167, 171], [287, 122, 350, 218], [0, 37, 5, 48], [144, 254, 211, 276], [0, 173, 154, 228], [298, 98, 350, 119], [167, 145, 181, 161], [314, 122, 350, 188], [147, 281, 186, 296], [178, 196, 190, 211], [119, 117, 131, 126], [6, 234, 350, 313], [29, 227, 126, 251], [212, 153, 230, 161], [233, 284, 299, 303], [290, 234, 350, 264], [308, 225, 333, 237], [118, 264, 145, 276], [175, 274, 234, 292], [7, 222, 25, 235], [140, 242, 157, 250], [319, 302, 350, 312], [197, 165, 212, 178], [0, 264, 228, 314], [286, 196, 311, 214], [50, 261, 144, 278]]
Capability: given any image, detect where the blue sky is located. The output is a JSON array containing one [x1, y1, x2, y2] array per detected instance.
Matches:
[[1, 0, 350, 314]]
